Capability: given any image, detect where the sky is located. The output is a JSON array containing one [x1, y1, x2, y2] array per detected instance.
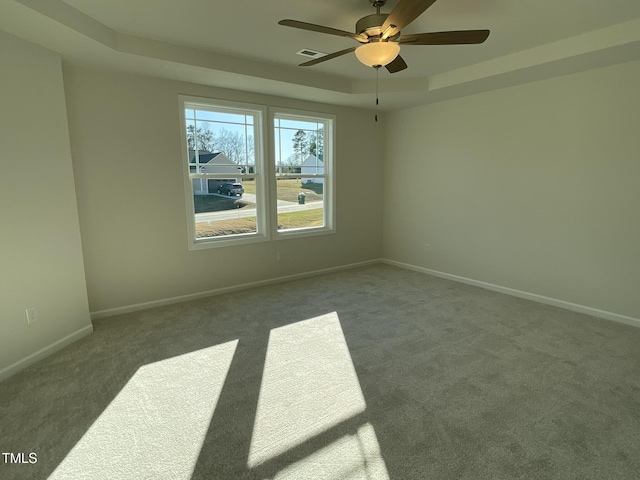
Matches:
[[185, 108, 323, 164]]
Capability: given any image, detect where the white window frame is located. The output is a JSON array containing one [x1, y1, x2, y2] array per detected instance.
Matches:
[[179, 96, 269, 250], [269, 108, 336, 240]]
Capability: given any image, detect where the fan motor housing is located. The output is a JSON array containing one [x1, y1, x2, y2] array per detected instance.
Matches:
[[356, 13, 400, 41]]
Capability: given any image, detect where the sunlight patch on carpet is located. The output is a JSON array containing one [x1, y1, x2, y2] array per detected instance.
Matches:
[[273, 423, 390, 480], [48, 340, 238, 480], [248, 312, 368, 468]]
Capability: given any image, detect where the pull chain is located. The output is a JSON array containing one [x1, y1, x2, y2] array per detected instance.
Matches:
[[375, 65, 380, 122]]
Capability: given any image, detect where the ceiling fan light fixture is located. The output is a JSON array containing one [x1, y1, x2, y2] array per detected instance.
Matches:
[[354, 41, 400, 67]]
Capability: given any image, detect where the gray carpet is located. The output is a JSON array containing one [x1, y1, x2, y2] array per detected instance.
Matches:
[[1, 264, 640, 479]]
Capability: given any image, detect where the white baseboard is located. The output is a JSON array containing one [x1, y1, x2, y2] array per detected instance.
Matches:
[[0, 324, 94, 383], [91, 259, 383, 320], [382, 259, 640, 329]]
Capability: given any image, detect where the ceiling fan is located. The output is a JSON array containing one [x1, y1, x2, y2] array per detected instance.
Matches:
[[279, 0, 490, 73]]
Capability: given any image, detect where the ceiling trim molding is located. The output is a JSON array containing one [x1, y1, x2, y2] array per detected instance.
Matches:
[[430, 18, 640, 92], [17, 0, 117, 49], [17, 0, 352, 94], [116, 34, 352, 94], [12, 0, 640, 110]]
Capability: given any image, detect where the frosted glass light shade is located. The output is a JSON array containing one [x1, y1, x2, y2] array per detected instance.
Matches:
[[355, 42, 400, 67]]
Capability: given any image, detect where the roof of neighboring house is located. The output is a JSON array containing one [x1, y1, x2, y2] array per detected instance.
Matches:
[[189, 150, 235, 165]]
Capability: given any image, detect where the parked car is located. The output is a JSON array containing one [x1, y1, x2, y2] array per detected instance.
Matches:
[[217, 183, 244, 196]]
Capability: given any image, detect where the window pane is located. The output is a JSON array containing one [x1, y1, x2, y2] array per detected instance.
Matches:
[[273, 112, 329, 234], [273, 117, 324, 176], [194, 177, 257, 239], [187, 112, 256, 170], [276, 177, 324, 231], [195, 110, 247, 124], [277, 118, 322, 130]]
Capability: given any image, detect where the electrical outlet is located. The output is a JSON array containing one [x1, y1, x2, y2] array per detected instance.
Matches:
[[26, 306, 39, 324], [276, 251, 283, 261], [423, 243, 431, 254]]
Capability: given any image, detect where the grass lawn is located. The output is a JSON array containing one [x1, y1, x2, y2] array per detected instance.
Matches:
[[241, 180, 256, 195], [196, 218, 256, 237], [193, 195, 254, 214], [277, 208, 324, 229], [195, 208, 323, 238]]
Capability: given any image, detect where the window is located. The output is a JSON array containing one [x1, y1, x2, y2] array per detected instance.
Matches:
[[180, 97, 267, 249], [179, 97, 334, 249], [272, 110, 334, 237]]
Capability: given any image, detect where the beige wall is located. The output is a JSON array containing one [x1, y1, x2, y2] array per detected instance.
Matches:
[[3, 31, 636, 378], [63, 65, 384, 314], [383, 60, 640, 319], [0, 32, 92, 379]]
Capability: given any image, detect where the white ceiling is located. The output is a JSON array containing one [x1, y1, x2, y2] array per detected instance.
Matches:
[[2, 0, 640, 110]]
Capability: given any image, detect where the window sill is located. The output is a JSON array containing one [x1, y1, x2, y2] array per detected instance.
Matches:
[[274, 226, 336, 241], [189, 232, 269, 251]]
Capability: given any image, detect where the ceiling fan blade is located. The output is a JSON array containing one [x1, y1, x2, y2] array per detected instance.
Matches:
[[400, 30, 490, 45], [385, 55, 408, 73], [381, 0, 439, 39], [279, 19, 367, 42], [299, 46, 357, 66]]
